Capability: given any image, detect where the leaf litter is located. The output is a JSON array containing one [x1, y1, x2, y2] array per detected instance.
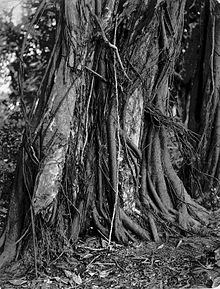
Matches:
[[1, 235, 220, 288]]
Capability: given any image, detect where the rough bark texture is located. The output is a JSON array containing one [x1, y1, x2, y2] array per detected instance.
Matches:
[[0, 0, 217, 268]]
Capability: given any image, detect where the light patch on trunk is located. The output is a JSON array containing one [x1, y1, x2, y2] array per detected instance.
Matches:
[[125, 88, 143, 147], [32, 146, 65, 214]]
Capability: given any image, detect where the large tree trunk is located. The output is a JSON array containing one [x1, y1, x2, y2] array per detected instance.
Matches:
[[0, 0, 214, 268], [179, 0, 220, 201]]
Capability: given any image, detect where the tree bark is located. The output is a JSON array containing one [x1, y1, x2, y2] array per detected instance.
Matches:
[[0, 0, 215, 268]]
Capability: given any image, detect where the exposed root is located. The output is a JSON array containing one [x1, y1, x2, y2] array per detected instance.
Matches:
[[0, 247, 16, 269], [148, 212, 159, 242], [92, 205, 109, 238], [120, 209, 150, 241], [160, 128, 209, 228], [147, 172, 175, 222], [150, 129, 173, 209]]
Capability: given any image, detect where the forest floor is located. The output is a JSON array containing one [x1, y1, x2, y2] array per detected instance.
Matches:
[[1, 235, 220, 288], [1, 102, 220, 289]]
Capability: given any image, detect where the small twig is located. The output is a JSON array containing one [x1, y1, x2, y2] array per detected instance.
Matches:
[[94, 262, 115, 266], [114, 259, 126, 272], [97, 229, 110, 242], [84, 66, 108, 82], [48, 251, 66, 266], [126, 57, 144, 83], [15, 224, 30, 244], [78, 245, 106, 252], [86, 255, 101, 268]]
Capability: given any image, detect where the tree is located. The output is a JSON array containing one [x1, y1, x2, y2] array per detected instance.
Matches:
[[0, 0, 218, 269], [179, 0, 220, 205]]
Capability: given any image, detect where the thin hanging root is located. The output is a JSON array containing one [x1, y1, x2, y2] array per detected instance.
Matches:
[[108, 27, 122, 246], [120, 209, 150, 240], [85, 66, 108, 82], [88, 9, 131, 81], [81, 77, 94, 164], [30, 206, 38, 277], [125, 231, 137, 242], [178, 202, 188, 230], [70, 202, 82, 243]]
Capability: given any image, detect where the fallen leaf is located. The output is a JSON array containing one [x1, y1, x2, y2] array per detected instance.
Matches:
[[157, 244, 164, 249], [99, 270, 110, 278], [67, 257, 79, 265], [71, 272, 82, 285], [53, 276, 69, 284], [88, 271, 96, 276], [8, 279, 27, 286], [64, 269, 73, 278], [101, 238, 108, 248], [82, 253, 93, 259], [63, 269, 82, 285], [53, 276, 61, 282], [176, 239, 183, 248]]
